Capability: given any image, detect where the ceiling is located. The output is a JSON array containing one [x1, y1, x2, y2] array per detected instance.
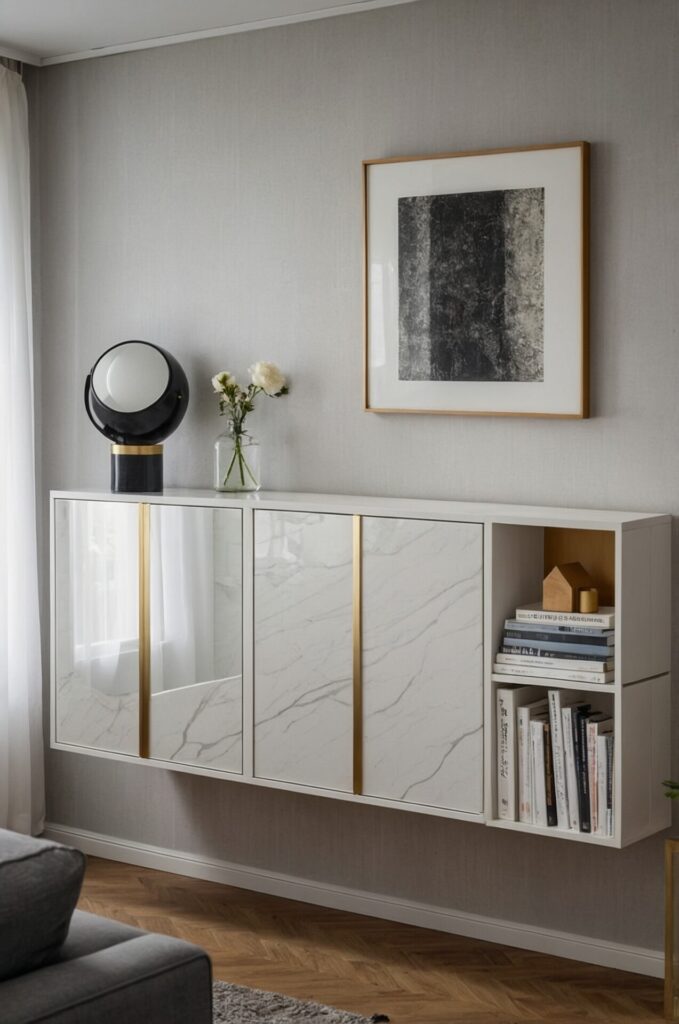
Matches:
[[0, 0, 418, 66]]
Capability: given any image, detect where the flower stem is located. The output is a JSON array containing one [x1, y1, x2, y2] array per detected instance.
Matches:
[[237, 442, 246, 486], [223, 446, 238, 487], [222, 433, 258, 489], [242, 454, 259, 487]]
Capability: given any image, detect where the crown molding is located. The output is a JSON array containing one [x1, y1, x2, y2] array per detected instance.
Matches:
[[3, 0, 418, 69], [0, 40, 42, 66]]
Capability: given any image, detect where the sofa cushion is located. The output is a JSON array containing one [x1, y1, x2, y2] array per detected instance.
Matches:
[[0, 829, 86, 980], [55, 909, 143, 963], [0, 928, 212, 1024]]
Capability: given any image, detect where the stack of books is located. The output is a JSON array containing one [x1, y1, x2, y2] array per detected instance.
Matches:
[[492, 602, 615, 685], [496, 686, 614, 836]]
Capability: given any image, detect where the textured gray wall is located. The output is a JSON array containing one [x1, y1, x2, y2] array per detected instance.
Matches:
[[28, 0, 679, 951]]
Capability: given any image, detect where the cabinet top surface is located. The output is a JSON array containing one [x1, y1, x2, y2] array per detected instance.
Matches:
[[50, 489, 669, 530]]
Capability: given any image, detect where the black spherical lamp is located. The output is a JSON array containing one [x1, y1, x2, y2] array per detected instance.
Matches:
[[85, 340, 189, 493]]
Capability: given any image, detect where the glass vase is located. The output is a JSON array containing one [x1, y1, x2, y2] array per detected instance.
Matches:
[[214, 426, 261, 492]]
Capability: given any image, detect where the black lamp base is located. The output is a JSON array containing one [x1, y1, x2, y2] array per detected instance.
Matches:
[[111, 445, 163, 493]]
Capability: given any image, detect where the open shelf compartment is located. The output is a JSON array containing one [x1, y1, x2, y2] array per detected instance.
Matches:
[[483, 519, 671, 848]]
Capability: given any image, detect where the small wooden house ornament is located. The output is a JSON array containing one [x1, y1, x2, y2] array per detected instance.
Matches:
[[543, 561, 594, 613]]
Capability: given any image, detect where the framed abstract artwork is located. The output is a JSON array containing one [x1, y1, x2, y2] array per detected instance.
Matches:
[[363, 142, 589, 417]]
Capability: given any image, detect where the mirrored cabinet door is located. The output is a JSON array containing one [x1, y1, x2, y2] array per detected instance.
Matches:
[[54, 499, 140, 755], [148, 505, 243, 774]]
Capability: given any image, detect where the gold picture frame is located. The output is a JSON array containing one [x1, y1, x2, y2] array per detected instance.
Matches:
[[363, 141, 589, 418]]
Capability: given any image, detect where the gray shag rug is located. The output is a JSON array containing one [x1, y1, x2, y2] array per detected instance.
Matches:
[[212, 981, 389, 1023]]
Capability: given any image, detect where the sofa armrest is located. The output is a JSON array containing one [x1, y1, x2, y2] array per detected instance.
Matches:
[[0, 932, 212, 1024]]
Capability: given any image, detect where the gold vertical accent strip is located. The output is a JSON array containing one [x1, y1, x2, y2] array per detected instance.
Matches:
[[352, 515, 363, 795], [139, 503, 151, 759]]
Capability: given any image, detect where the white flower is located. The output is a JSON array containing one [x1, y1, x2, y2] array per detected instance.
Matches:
[[249, 361, 286, 396], [212, 371, 234, 393]]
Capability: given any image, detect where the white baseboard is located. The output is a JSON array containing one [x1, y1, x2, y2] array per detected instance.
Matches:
[[44, 821, 663, 979]]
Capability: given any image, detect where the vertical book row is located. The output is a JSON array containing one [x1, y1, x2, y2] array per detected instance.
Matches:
[[497, 685, 614, 836]]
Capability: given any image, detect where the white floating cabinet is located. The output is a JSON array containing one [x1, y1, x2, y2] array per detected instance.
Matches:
[[51, 489, 671, 847]]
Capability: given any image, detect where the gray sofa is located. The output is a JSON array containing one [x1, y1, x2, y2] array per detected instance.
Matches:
[[0, 829, 212, 1024]]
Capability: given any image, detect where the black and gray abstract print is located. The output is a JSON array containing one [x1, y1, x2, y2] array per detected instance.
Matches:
[[398, 187, 545, 382]]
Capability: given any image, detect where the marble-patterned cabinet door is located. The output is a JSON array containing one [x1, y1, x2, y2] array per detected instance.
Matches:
[[254, 510, 353, 791], [148, 505, 243, 774], [362, 517, 483, 813], [54, 499, 140, 755]]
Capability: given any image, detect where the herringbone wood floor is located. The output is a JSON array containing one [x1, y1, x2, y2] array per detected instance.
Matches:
[[79, 857, 663, 1023]]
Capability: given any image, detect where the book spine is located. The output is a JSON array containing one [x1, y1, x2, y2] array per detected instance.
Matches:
[[548, 690, 569, 828], [530, 722, 537, 829], [587, 722, 599, 834], [543, 721, 557, 827], [596, 735, 608, 837], [505, 620, 614, 639], [496, 689, 514, 820], [492, 663, 613, 684], [516, 609, 615, 628], [498, 651, 613, 671], [505, 628, 613, 647], [503, 638, 615, 658], [562, 707, 580, 831], [606, 735, 615, 837], [531, 721, 548, 827], [517, 707, 532, 824], [575, 711, 591, 833]]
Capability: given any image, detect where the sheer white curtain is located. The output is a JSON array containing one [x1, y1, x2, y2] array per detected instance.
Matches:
[[0, 65, 44, 834]]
